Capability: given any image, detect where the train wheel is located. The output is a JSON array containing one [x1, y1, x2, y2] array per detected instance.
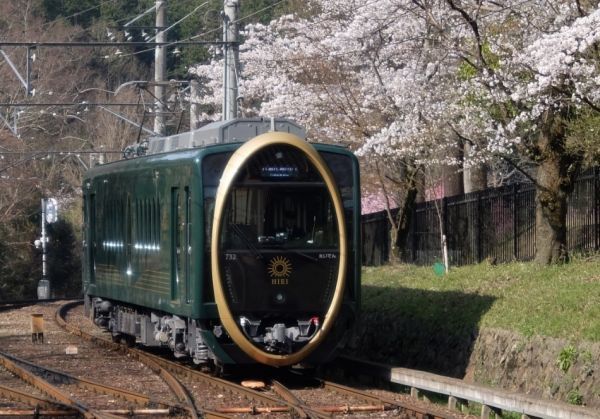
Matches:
[[120, 334, 136, 347]]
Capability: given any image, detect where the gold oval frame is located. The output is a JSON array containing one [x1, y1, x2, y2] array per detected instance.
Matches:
[[210, 132, 347, 366]]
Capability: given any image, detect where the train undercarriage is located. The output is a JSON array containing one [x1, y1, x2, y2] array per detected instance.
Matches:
[[85, 296, 323, 366]]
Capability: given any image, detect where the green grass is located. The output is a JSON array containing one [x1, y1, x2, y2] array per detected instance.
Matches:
[[361, 255, 600, 342]]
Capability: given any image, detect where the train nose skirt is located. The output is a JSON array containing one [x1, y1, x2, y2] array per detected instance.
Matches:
[[239, 316, 320, 354]]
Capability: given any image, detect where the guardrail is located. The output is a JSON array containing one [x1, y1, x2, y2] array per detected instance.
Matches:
[[335, 356, 599, 419]]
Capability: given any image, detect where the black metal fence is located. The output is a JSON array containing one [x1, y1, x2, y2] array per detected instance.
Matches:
[[361, 168, 600, 266]]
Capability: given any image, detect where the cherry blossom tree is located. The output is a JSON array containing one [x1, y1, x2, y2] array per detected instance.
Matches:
[[190, 0, 465, 261], [446, 1, 600, 263], [190, 0, 600, 264]]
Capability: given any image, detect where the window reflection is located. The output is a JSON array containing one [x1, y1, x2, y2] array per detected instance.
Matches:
[[222, 186, 338, 250]]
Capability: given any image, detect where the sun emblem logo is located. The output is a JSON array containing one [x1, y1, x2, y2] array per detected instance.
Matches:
[[268, 256, 292, 278]]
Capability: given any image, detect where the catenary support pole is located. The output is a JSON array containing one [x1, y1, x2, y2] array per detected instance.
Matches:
[[222, 0, 239, 121], [154, 0, 167, 135]]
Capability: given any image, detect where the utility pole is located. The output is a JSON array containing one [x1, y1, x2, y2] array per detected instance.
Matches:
[[222, 0, 239, 121], [154, 0, 167, 135]]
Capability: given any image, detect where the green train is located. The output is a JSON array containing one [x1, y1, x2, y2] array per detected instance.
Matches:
[[82, 118, 360, 368]]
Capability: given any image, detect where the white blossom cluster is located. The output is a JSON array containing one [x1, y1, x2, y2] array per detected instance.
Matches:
[[512, 8, 600, 109], [189, 0, 600, 168]]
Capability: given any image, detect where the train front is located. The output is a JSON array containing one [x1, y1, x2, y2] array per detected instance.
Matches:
[[210, 132, 350, 366]]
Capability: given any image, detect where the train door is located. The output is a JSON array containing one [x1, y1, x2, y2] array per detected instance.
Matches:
[[125, 195, 132, 279], [171, 188, 181, 300]]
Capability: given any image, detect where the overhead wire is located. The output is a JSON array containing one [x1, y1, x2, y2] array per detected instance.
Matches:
[[40, 0, 117, 28], [147, 2, 210, 42], [115, 1, 214, 59], [115, 0, 288, 60]]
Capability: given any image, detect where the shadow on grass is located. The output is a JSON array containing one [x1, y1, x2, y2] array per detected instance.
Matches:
[[346, 285, 496, 378]]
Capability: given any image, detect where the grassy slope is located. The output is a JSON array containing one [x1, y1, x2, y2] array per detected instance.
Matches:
[[361, 255, 600, 342]]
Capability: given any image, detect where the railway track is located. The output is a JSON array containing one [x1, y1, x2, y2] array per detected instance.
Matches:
[[0, 300, 464, 418], [0, 298, 73, 313], [57, 301, 458, 418], [0, 349, 179, 418]]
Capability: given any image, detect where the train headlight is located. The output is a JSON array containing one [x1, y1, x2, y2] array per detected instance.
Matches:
[[213, 325, 223, 338]]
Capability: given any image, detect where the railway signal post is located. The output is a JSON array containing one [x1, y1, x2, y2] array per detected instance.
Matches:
[[34, 198, 58, 299]]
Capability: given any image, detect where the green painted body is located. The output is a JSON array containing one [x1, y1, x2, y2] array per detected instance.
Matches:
[[82, 141, 361, 363]]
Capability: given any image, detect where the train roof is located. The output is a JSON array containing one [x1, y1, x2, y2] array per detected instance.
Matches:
[[146, 118, 306, 154], [84, 118, 354, 180]]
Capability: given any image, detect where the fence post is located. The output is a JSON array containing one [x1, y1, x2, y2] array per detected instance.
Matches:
[[442, 197, 448, 266], [513, 184, 518, 260], [411, 204, 417, 262], [387, 212, 392, 264], [592, 167, 600, 251], [477, 192, 482, 263]]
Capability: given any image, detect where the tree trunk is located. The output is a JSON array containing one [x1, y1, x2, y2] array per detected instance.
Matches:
[[389, 226, 400, 264], [395, 185, 418, 261], [535, 160, 569, 264], [383, 163, 420, 264], [534, 111, 582, 264]]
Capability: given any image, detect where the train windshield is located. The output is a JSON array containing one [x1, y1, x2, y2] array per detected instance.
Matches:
[[222, 185, 338, 250], [221, 144, 338, 251]]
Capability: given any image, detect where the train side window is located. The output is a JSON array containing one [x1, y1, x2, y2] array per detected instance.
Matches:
[[202, 152, 232, 187], [155, 197, 162, 249], [185, 186, 191, 304], [321, 152, 357, 301], [151, 197, 156, 250], [143, 199, 149, 253], [126, 197, 132, 265], [171, 188, 180, 300]]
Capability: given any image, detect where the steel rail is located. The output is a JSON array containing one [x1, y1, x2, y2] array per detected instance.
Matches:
[[320, 379, 446, 418], [0, 385, 173, 417], [57, 301, 291, 408], [323, 380, 415, 414], [321, 381, 389, 405], [56, 301, 428, 417], [56, 301, 234, 419], [0, 408, 176, 417], [317, 405, 386, 413], [57, 301, 353, 416], [0, 351, 120, 419], [271, 379, 409, 417], [0, 383, 68, 411], [214, 406, 290, 414], [156, 357, 290, 409], [55, 301, 205, 419], [0, 351, 178, 411], [0, 384, 175, 417], [270, 380, 328, 419]]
